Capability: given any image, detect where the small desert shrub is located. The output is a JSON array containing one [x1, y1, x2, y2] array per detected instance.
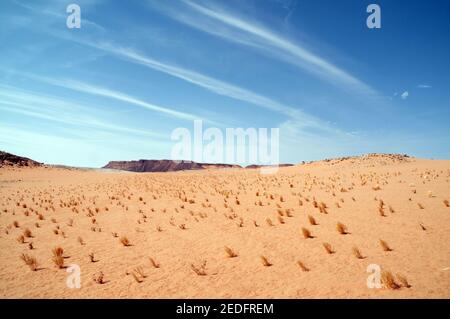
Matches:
[[52, 247, 64, 257], [336, 222, 348, 235], [419, 223, 426, 231], [443, 200, 449, 207], [20, 253, 38, 271], [77, 236, 85, 245], [191, 260, 207, 276], [93, 272, 105, 284], [131, 267, 146, 283], [260, 255, 272, 267], [297, 260, 309, 272], [352, 246, 364, 259], [308, 215, 317, 225], [149, 257, 160, 268], [318, 202, 328, 214], [89, 252, 96, 263], [23, 228, 32, 238], [381, 270, 400, 289], [278, 216, 285, 224], [396, 274, 411, 288], [13, 221, 19, 228], [379, 239, 392, 252], [225, 246, 238, 258], [17, 235, 25, 244], [120, 236, 131, 246], [417, 203, 424, 209], [322, 242, 334, 254], [266, 218, 274, 226], [378, 207, 386, 217], [301, 227, 313, 239], [52, 255, 64, 269]]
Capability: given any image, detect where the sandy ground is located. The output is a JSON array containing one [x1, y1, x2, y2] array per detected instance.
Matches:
[[0, 155, 449, 298]]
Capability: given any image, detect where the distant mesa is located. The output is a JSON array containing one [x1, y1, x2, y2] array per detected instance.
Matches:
[[0, 151, 42, 168], [102, 159, 242, 172]]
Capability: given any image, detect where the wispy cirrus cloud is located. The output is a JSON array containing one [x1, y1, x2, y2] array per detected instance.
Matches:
[[0, 84, 170, 139], [417, 84, 432, 89], [3, 71, 212, 124], [2, 1, 343, 135], [92, 44, 336, 132], [151, 0, 379, 97]]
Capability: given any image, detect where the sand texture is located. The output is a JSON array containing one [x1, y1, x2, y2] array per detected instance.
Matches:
[[1, 155, 449, 298]]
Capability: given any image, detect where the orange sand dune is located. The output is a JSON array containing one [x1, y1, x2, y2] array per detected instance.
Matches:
[[1, 155, 449, 298]]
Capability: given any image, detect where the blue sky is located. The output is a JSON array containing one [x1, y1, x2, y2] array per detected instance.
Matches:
[[1, 0, 449, 167]]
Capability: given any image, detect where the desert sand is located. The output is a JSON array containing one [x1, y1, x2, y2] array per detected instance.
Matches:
[[0, 154, 449, 298]]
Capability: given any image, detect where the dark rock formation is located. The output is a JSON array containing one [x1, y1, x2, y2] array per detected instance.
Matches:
[[103, 159, 242, 172], [0, 151, 42, 167]]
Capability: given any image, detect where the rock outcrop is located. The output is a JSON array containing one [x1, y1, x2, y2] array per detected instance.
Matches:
[[0, 151, 42, 167], [103, 159, 242, 172]]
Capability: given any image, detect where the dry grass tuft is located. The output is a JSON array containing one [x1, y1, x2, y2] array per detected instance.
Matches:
[[308, 215, 317, 225], [191, 260, 207, 276], [301, 227, 313, 239], [52, 247, 65, 268], [336, 222, 348, 235], [17, 235, 25, 244], [93, 272, 105, 284], [20, 253, 38, 271], [225, 246, 238, 258], [381, 270, 401, 289], [322, 242, 334, 254], [131, 267, 146, 283], [120, 236, 131, 246], [52, 247, 64, 257], [23, 228, 33, 238], [260, 255, 272, 267], [352, 246, 364, 259], [297, 260, 309, 272], [396, 274, 411, 288], [149, 257, 160, 268], [379, 239, 392, 252], [89, 252, 96, 263]]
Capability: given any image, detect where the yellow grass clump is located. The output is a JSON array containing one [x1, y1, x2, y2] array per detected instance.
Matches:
[[20, 253, 38, 271], [260, 255, 272, 267], [225, 246, 238, 258], [301, 227, 313, 239], [322, 242, 334, 254]]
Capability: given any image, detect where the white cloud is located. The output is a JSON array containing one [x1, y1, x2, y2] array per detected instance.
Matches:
[[153, 0, 380, 97], [401, 91, 409, 100], [417, 84, 432, 89]]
